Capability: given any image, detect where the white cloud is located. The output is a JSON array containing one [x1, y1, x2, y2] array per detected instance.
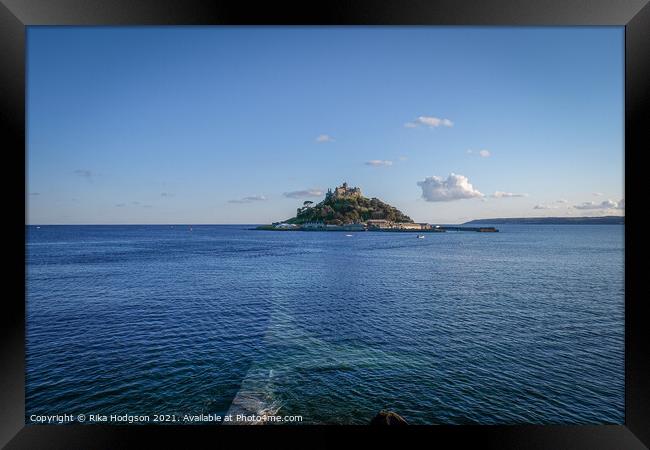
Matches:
[[365, 160, 393, 167], [283, 189, 323, 199], [228, 195, 268, 204], [492, 191, 528, 198], [316, 134, 334, 143], [405, 116, 454, 128], [417, 173, 484, 202], [533, 204, 561, 210], [573, 199, 624, 210], [467, 149, 491, 158], [419, 117, 442, 127]]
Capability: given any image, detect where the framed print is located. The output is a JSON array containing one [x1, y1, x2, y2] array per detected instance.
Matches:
[[1, 0, 648, 448]]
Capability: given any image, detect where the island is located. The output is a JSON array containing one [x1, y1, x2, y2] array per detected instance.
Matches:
[[255, 183, 498, 232]]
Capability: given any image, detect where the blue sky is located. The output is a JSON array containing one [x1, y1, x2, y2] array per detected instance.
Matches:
[[27, 27, 624, 224]]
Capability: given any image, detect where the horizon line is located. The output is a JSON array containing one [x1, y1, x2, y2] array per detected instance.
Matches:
[[25, 214, 625, 227]]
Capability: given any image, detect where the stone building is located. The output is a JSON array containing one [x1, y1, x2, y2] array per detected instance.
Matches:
[[326, 182, 362, 200], [366, 219, 392, 229]]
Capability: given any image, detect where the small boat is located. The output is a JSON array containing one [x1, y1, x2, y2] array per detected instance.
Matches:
[[417, 235, 425, 239], [345, 234, 353, 237]]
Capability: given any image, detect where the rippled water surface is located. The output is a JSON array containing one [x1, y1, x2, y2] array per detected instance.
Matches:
[[26, 225, 624, 424]]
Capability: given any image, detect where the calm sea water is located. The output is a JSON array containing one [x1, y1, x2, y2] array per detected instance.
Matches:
[[26, 224, 624, 425]]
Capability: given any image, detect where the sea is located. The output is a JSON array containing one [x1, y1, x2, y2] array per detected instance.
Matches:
[[25, 224, 625, 425]]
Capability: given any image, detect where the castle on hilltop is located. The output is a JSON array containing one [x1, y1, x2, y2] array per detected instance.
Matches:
[[325, 182, 362, 200]]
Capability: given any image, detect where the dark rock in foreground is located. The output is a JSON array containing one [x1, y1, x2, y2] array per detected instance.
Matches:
[[369, 411, 408, 425]]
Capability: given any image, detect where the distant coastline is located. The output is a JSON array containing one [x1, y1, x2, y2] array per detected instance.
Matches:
[[463, 216, 624, 225]]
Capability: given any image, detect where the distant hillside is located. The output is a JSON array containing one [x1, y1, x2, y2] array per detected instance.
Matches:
[[464, 216, 624, 225], [284, 182, 413, 225]]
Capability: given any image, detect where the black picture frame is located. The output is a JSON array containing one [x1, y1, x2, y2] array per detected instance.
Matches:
[[2, 1, 648, 448]]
